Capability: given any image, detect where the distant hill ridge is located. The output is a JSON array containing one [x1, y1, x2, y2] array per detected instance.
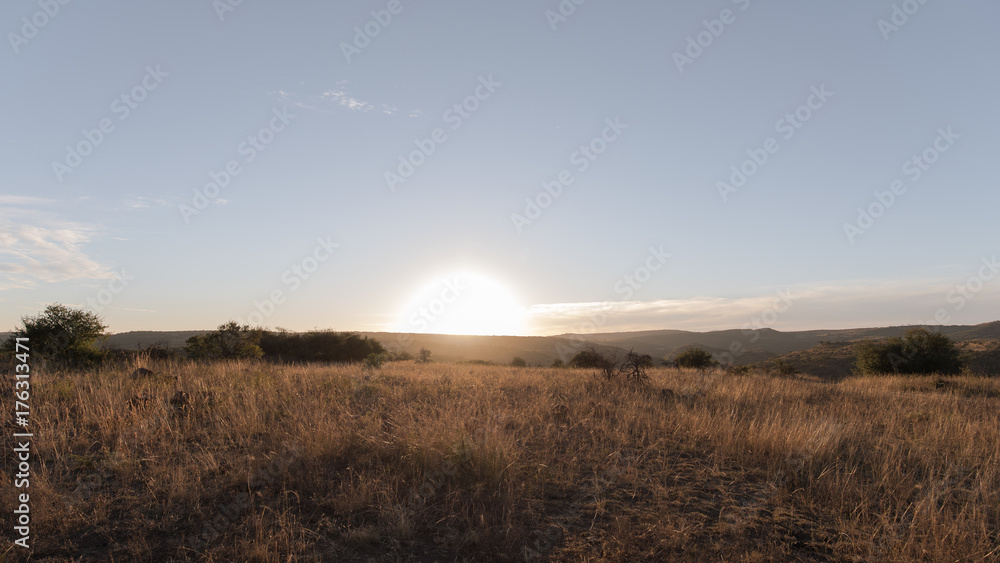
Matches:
[[3, 321, 997, 375]]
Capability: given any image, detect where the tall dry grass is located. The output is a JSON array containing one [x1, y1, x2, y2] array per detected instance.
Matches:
[[1, 360, 998, 561]]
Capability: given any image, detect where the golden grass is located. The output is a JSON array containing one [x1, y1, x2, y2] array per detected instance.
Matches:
[[2, 360, 999, 561]]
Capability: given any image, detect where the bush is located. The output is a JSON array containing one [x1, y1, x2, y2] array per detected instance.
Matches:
[[727, 364, 750, 376], [510, 356, 527, 367], [571, 346, 650, 384], [673, 347, 717, 369], [618, 350, 653, 384], [1, 304, 108, 367], [855, 328, 964, 375], [417, 347, 432, 363], [771, 358, 799, 377], [460, 359, 496, 366], [390, 350, 413, 362], [550, 358, 565, 368], [363, 352, 388, 370], [568, 348, 613, 370], [258, 330, 385, 363], [185, 322, 264, 361]]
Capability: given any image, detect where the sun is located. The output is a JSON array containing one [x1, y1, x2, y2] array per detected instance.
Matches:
[[396, 272, 527, 336]]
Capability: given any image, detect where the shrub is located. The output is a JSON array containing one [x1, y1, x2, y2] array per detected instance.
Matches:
[[550, 358, 565, 368], [771, 358, 799, 377], [363, 352, 388, 370], [673, 347, 717, 369], [727, 364, 750, 376], [185, 322, 264, 361], [390, 350, 413, 362], [258, 329, 385, 363], [510, 356, 527, 367], [568, 348, 613, 370], [571, 346, 650, 384], [618, 350, 653, 384], [855, 328, 964, 375], [417, 347, 432, 363], [1, 304, 108, 367]]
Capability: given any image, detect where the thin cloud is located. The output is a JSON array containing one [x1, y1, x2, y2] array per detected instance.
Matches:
[[0, 222, 111, 286], [274, 84, 402, 115], [0, 195, 54, 206], [0, 199, 114, 289], [526, 278, 999, 335]]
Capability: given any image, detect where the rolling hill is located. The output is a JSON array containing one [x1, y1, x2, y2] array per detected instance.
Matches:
[[4, 321, 998, 376]]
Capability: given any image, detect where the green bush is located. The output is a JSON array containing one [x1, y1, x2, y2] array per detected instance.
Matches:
[[363, 352, 388, 370], [673, 347, 717, 369], [185, 322, 264, 361], [2, 304, 108, 367], [854, 328, 964, 375]]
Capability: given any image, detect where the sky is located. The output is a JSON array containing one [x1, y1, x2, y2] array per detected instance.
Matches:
[[1, 0, 998, 337]]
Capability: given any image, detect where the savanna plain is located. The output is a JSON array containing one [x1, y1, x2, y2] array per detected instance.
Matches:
[[3, 357, 999, 562]]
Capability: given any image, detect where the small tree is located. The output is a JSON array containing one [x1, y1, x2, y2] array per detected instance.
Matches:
[[571, 346, 650, 384], [619, 350, 653, 384], [510, 356, 527, 367], [855, 328, 963, 375], [550, 358, 565, 368], [417, 347, 432, 363], [674, 347, 717, 369], [391, 350, 413, 362], [2, 304, 108, 367], [568, 347, 613, 370], [363, 352, 388, 370], [185, 321, 263, 361]]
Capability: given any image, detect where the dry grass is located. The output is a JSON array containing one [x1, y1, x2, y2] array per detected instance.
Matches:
[[2, 360, 999, 561]]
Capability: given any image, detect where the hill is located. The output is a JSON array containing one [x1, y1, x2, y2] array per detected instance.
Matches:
[[5, 321, 999, 376], [574, 321, 1000, 360]]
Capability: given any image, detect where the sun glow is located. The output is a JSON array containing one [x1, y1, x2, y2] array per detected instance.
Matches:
[[396, 272, 527, 336]]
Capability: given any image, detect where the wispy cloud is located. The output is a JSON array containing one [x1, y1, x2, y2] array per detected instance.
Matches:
[[526, 277, 1000, 335], [274, 82, 402, 115], [0, 198, 113, 289], [0, 195, 54, 206]]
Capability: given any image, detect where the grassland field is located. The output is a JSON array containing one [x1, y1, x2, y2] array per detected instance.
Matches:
[[2, 358, 999, 562]]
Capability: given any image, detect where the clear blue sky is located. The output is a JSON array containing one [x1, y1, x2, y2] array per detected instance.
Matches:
[[2, 0, 998, 336]]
